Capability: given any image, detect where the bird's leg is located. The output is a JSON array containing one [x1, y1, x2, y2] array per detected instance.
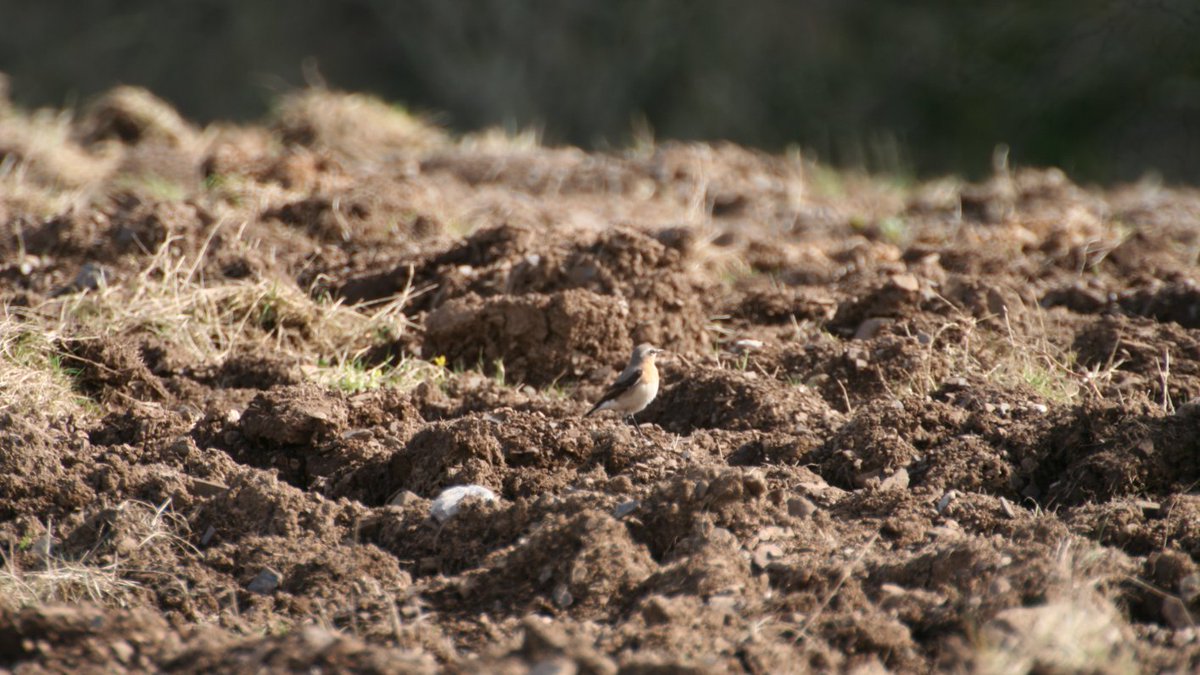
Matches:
[[628, 414, 651, 441]]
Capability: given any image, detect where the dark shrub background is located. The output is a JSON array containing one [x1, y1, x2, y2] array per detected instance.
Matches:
[[2, 0, 1198, 182]]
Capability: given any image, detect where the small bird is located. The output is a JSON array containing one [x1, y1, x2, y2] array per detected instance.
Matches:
[[585, 343, 663, 437]]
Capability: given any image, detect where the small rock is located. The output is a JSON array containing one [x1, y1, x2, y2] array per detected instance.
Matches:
[[191, 478, 229, 498], [988, 576, 1012, 596], [297, 626, 339, 651], [732, 339, 764, 352], [1162, 596, 1194, 630], [641, 596, 675, 625], [1173, 627, 1198, 647], [200, 525, 217, 546], [787, 496, 818, 518], [612, 500, 639, 519], [752, 543, 786, 569], [109, 639, 134, 663], [854, 317, 894, 341], [607, 475, 634, 492], [531, 657, 578, 675], [430, 485, 498, 523], [551, 582, 573, 608], [174, 404, 203, 422], [853, 469, 882, 489], [707, 595, 740, 612], [73, 262, 111, 291], [890, 273, 921, 292], [742, 470, 768, 497], [388, 489, 422, 508], [878, 468, 910, 491], [937, 490, 959, 514], [1175, 400, 1200, 418], [1180, 574, 1200, 604], [247, 567, 282, 595], [986, 287, 1010, 318], [17, 255, 40, 275]]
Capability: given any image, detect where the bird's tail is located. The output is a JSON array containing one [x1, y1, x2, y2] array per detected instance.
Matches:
[[583, 400, 605, 417]]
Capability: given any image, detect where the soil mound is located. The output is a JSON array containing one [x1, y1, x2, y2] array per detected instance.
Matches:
[[423, 289, 630, 386]]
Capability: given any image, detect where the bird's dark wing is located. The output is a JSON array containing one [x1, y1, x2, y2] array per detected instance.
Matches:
[[584, 366, 641, 416]]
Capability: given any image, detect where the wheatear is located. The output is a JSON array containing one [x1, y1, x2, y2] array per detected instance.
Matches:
[[585, 343, 663, 437]]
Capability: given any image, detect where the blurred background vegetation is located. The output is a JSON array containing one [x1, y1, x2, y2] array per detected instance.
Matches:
[[2, 0, 1198, 183]]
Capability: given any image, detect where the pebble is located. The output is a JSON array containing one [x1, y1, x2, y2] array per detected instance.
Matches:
[[787, 496, 818, 518], [531, 657, 578, 675], [936, 490, 959, 514], [854, 317, 893, 341], [732, 338, 764, 352], [1162, 596, 1193, 630], [430, 485, 498, 523], [73, 262, 110, 290], [247, 567, 282, 595], [551, 582, 573, 608], [879, 468, 910, 491], [1180, 573, 1200, 603], [388, 490, 423, 508], [612, 500, 640, 519]]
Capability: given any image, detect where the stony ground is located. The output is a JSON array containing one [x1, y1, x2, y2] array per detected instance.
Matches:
[[2, 86, 1200, 673]]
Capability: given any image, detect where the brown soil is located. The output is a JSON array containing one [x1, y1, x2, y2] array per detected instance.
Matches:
[[3, 86, 1200, 672]]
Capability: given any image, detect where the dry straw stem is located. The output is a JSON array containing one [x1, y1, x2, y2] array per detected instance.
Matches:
[[0, 500, 193, 611]]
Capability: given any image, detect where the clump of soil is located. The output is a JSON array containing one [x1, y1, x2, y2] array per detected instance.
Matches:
[[59, 335, 169, 403], [343, 224, 713, 359], [645, 360, 841, 435], [423, 289, 630, 386]]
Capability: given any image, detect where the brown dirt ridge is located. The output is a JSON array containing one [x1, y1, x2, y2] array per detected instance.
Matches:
[[3, 84, 1200, 672]]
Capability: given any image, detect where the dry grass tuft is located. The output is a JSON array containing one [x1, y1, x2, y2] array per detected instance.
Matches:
[[49, 238, 417, 365], [0, 500, 193, 610], [306, 356, 447, 394], [0, 106, 116, 190], [273, 88, 447, 161], [0, 310, 88, 420], [911, 309, 1082, 404], [81, 85, 199, 149], [971, 541, 1138, 675], [456, 126, 543, 152], [987, 312, 1081, 403], [19, 229, 424, 400]]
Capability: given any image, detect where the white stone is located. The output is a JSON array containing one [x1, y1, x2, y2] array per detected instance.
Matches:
[[430, 485, 498, 523]]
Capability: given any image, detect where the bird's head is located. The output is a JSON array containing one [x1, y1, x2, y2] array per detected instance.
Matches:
[[632, 343, 664, 363]]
